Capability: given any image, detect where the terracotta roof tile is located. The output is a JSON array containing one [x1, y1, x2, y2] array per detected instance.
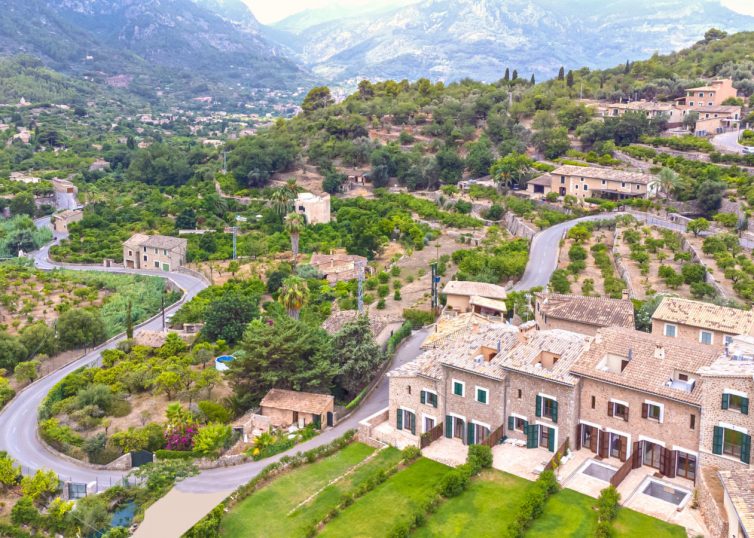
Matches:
[[570, 326, 719, 405], [652, 297, 754, 335], [259, 388, 333, 415], [538, 293, 634, 329], [719, 469, 754, 536], [551, 165, 655, 185], [442, 281, 507, 300]]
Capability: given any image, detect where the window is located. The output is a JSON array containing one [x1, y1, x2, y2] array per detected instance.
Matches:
[[724, 428, 744, 458], [678, 373, 689, 382], [514, 417, 526, 431], [689, 101, 695, 106], [407, 385, 411, 395], [574, 185, 578, 190], [723, 392, 749, 414], [621, 182, 626, 188], [143, 246, 146, 252], [154, 261, 160, 268], [714, 426, 751, 463], [700, 331, 713, 345], [452, 380, 465, 397], [537, 395, 558, 423], [591, 395, 596, 409], [517, 389, 522, 399], [163, 249, 167, 255], [642, 402, 662, 422], [143, 255, 147, 262], [396, 408, 416, 435], [609, 401, 629, 421], [676, 451, 696, 481], [690, 414, 696, 430], [724, 335, 733, 347], [583, 185, 588, 192], [476, 387, 489, 405], [539, 425, 551, 450], [601, 179, 606, 185], [560, 176, 565, 184], [128, 250, 132, 256], [664, 323, 677, 337], [423, 416, 435, 433], [420, 390, 438, 408]]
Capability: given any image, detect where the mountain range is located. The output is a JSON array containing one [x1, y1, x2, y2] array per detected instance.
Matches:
[[268, 0, 754, 83], [0, 0, 753, 104]]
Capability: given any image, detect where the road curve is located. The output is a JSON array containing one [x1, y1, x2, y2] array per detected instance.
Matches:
[[1, 213, 608, 495]]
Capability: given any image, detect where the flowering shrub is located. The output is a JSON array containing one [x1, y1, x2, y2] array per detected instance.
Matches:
[[164, 424, 197, 451]]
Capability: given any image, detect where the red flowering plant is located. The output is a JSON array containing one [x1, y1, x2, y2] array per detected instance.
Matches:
[[163, 402, 197, 451]]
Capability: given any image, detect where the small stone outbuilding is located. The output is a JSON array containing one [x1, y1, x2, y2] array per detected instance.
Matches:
[[259, 388, 335, 430]]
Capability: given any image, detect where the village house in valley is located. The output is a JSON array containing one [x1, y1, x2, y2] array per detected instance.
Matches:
[[442, 280, 508, 318], [651, 296, 754, 349], [295, 192, 331, 224], [534, 292, 635, 336], [123, 233, 188, 271], [259, 388, 335, 430], [527, 165, 658, 200]]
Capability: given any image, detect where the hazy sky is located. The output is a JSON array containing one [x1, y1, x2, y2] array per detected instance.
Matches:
[[244, 0, 754, 23]]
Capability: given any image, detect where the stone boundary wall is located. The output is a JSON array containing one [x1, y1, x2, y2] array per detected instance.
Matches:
[[503, 212, 537, 240], [697, 466, 728, 538], [610, 241, 637, 299]]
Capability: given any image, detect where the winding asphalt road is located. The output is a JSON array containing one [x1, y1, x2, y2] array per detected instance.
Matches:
[[0, 213, 614, 534]]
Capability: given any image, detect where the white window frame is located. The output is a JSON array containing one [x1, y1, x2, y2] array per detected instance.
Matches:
[[724, 388, 748, 399], [535, 420, 559, 449], [664, 323, 677, 337], [471, 419, 491, 430], [699, 330, 714, 345], [451, 379, 465, 397], [447, 412, 466, 438], [579, 419, 601, 430], [644, 399, 664, 423], [422, 388, 438, 407], [719, 421, 748, 435], [475, 386, 489, 405], [639, 435, 665, 447]]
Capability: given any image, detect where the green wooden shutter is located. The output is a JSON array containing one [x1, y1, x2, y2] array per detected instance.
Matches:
[[742, 434, 751, 464], [548, 427, 555, 452], [396, 409, 403, 430], [410, 412, 416, 435], [742, 397, 749, 416], [508, 416, 514, 430], [420, 391, 426, 405], [477, 388, 487, 404], [551, 400, 558, 423], [445, 415, 452, 438], [526, 424, 538, 448], [712, 426, 723, 455], [432, 393, 438, 408], [722, 393, 730, 410], [535, 395, 542, 417], [467, 422, 475, 445]]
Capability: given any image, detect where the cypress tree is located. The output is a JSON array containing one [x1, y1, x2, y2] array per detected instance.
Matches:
[[557, 66, 565, 80], [566, 70, 574, 87], [530, 74, 536, 85], [503, 68, 510, 82], [512, 69, 518, 80], [126, 300, 133, 340], [624, 60, 630, 74]]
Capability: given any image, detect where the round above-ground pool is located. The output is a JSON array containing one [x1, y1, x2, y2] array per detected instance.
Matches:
[[215, 355, 235, 371]]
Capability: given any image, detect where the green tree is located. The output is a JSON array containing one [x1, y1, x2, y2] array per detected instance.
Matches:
[[202, 292, 259, 344], [9, 192, 36, 217], [566, 70, 574, 87], [20, 469, 59, 504], [14, 360, 39, 384], [19, 322, 55, 357], [111, 428, 149, 453], [302, 86, 334, 114], [557, 66, 564, 80], [687, 218, 710, 237], [490, 152, 533, 190], [0, 332, 27, 372], [230, 317, 336, 408], [697, 181, 726, 215], [332, 315, 385, 396], [126, 300, 133, 340], [656, 167, 680, 199], [683, 111, 699, 131], [465, 136, 494, 177], [193, 423, 232, 458], [152, 371, 182, 400], [56, 308, 106, 351], [0, 453, 20, 490], [278, 276, 310, 319], [284, 212, 305, 262], [69, 494, 110, 535]]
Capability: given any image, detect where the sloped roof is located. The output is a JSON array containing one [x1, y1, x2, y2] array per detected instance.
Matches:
[[500, 329, 592, 386], [422, 313, 495, 349], [469, 295, 507, 312], [538, 293, 634, 330], [570, 326, 719, 405], [124, 233, 150, 248], [443, 281, 507, 300], [551, 165, 654, 185], [652, 297, 754, 335], [438, 323, 522, 380], [528, 175, 553, 186], [142, 235, 187, 250], [719, 469, 754, 537], [260, 388, 334, 415]]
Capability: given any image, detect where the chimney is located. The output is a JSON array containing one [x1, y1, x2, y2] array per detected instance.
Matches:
[[471, 323, 479, 334], [654, 344, 665, 360], [621, 289, 630, 300]]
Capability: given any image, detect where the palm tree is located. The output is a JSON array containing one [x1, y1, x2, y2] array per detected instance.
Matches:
[[278, 276, 310, 319], [284, 212, 305, 263], [656, 167, 680, 199], [269, 188, 294, 218]]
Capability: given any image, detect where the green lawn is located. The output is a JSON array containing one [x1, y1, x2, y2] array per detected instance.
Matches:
[[221, 442, 402, 537], [526, 488, 597, 537], [414, 469, 534, 538], [318, 457, 452, 538], [613, 505, 687, 538]]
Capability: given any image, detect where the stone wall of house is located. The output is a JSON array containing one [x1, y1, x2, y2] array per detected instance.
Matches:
[[535, 311, 602, 336], [697, 466, 729, 538], [650, 320, 731, 350], [388, 375, 444, 437], [577, 377, 701, 455], [504, 371, 581, 451], [441, 367, 506, 435], [698, 374, 754, 471], [356, 407, 389, 446]]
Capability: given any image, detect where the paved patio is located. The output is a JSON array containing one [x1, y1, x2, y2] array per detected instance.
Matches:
[[372, 421, 419, 450], [491, 442, 552, 479], [561, 453, 623, 497], [422, 437, 468, 467]]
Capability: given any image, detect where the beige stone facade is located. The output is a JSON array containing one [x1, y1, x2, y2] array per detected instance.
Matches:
[[527, 165, 657, 200], [51, 209, 83, 233], [295, 192, 330, 224], [442, 281, 507, 317], [683, 79, 738, 108], [123, 233, 187, 271], [259, 388, 334, 430]]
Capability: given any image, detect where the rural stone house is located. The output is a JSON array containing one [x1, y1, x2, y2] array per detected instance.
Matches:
[[534, 292, 635, 336], [309, 252, 369, 284], [527, 165, 657, 200], [442, 280, 508, 318], [570, 326, 718, 481], [651, 296, 754, 350], [51, 209, 83, 234], [259, 388, 335, 430], [295, 192, 331, 224], [123, 233, 188, 271], [501, 329, 592, 453], [718, 469, 754, 538]]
